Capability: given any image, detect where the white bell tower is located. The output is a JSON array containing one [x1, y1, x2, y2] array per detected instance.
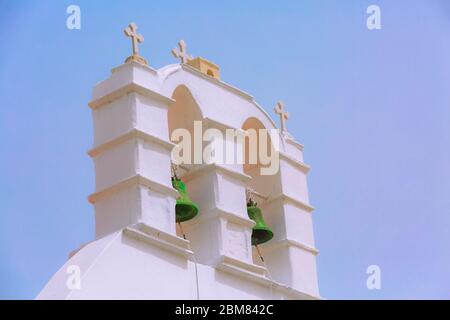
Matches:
[[37, 23, 320, 300]]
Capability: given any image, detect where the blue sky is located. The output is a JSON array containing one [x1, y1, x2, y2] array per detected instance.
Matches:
[[1, 0, 450, 299]]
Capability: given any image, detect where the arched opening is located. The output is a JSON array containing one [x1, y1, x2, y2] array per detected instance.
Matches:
[[168, 85, 203, 137], [242, 117, 281, 266], [168, 85, 203, 238], [242, 117, 280, 199], [168, 85, 203, 169]]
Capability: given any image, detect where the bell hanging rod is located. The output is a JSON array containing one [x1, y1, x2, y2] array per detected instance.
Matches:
[[246, 188, 268, 201]]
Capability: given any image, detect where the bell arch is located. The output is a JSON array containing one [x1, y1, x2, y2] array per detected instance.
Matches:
[[241, 117, 282, 265], [159, 65, 279, 135], [168, 85, 203, 141], [168, 85, 203, 168], [242, 117, 281, 199], [167, 85, 204, 238]]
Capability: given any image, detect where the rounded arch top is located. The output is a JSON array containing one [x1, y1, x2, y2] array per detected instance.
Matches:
[[168, 84, 203, 137], [158, 64, 278, 133]]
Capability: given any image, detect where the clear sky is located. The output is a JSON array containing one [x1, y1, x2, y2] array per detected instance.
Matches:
[[1, 0, 449, 299]]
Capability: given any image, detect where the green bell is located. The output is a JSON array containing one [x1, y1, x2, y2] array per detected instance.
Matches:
[[172, 178, 199, 223], [247, 200, 273, 246]]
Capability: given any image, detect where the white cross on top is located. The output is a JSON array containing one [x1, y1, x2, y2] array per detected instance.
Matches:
[[124, 22, 144, 57], [274, 101, 290, 134], [172, 40, 193, 64]]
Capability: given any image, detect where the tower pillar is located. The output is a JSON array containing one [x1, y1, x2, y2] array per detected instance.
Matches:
[[179, 118, 267, 279], [88, 61, 178, 238], [259, 137, 320, 297]]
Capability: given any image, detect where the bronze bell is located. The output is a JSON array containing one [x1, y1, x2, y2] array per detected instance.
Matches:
[[247, 199, 273, 246], [172, 178, 199, 223]]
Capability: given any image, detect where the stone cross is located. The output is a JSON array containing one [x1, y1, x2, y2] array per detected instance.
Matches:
[[274, 101, 290, 135], [124, 22, 144, 56], [172, 40, 193, 64]]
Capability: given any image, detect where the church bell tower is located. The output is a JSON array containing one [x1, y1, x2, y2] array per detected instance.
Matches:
[[37, 22, 320, 300]]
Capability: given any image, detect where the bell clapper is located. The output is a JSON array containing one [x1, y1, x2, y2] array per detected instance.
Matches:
[[255, 244, 264, 263], [171, 163, 179, 180], [178, 222, 187, 240]]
